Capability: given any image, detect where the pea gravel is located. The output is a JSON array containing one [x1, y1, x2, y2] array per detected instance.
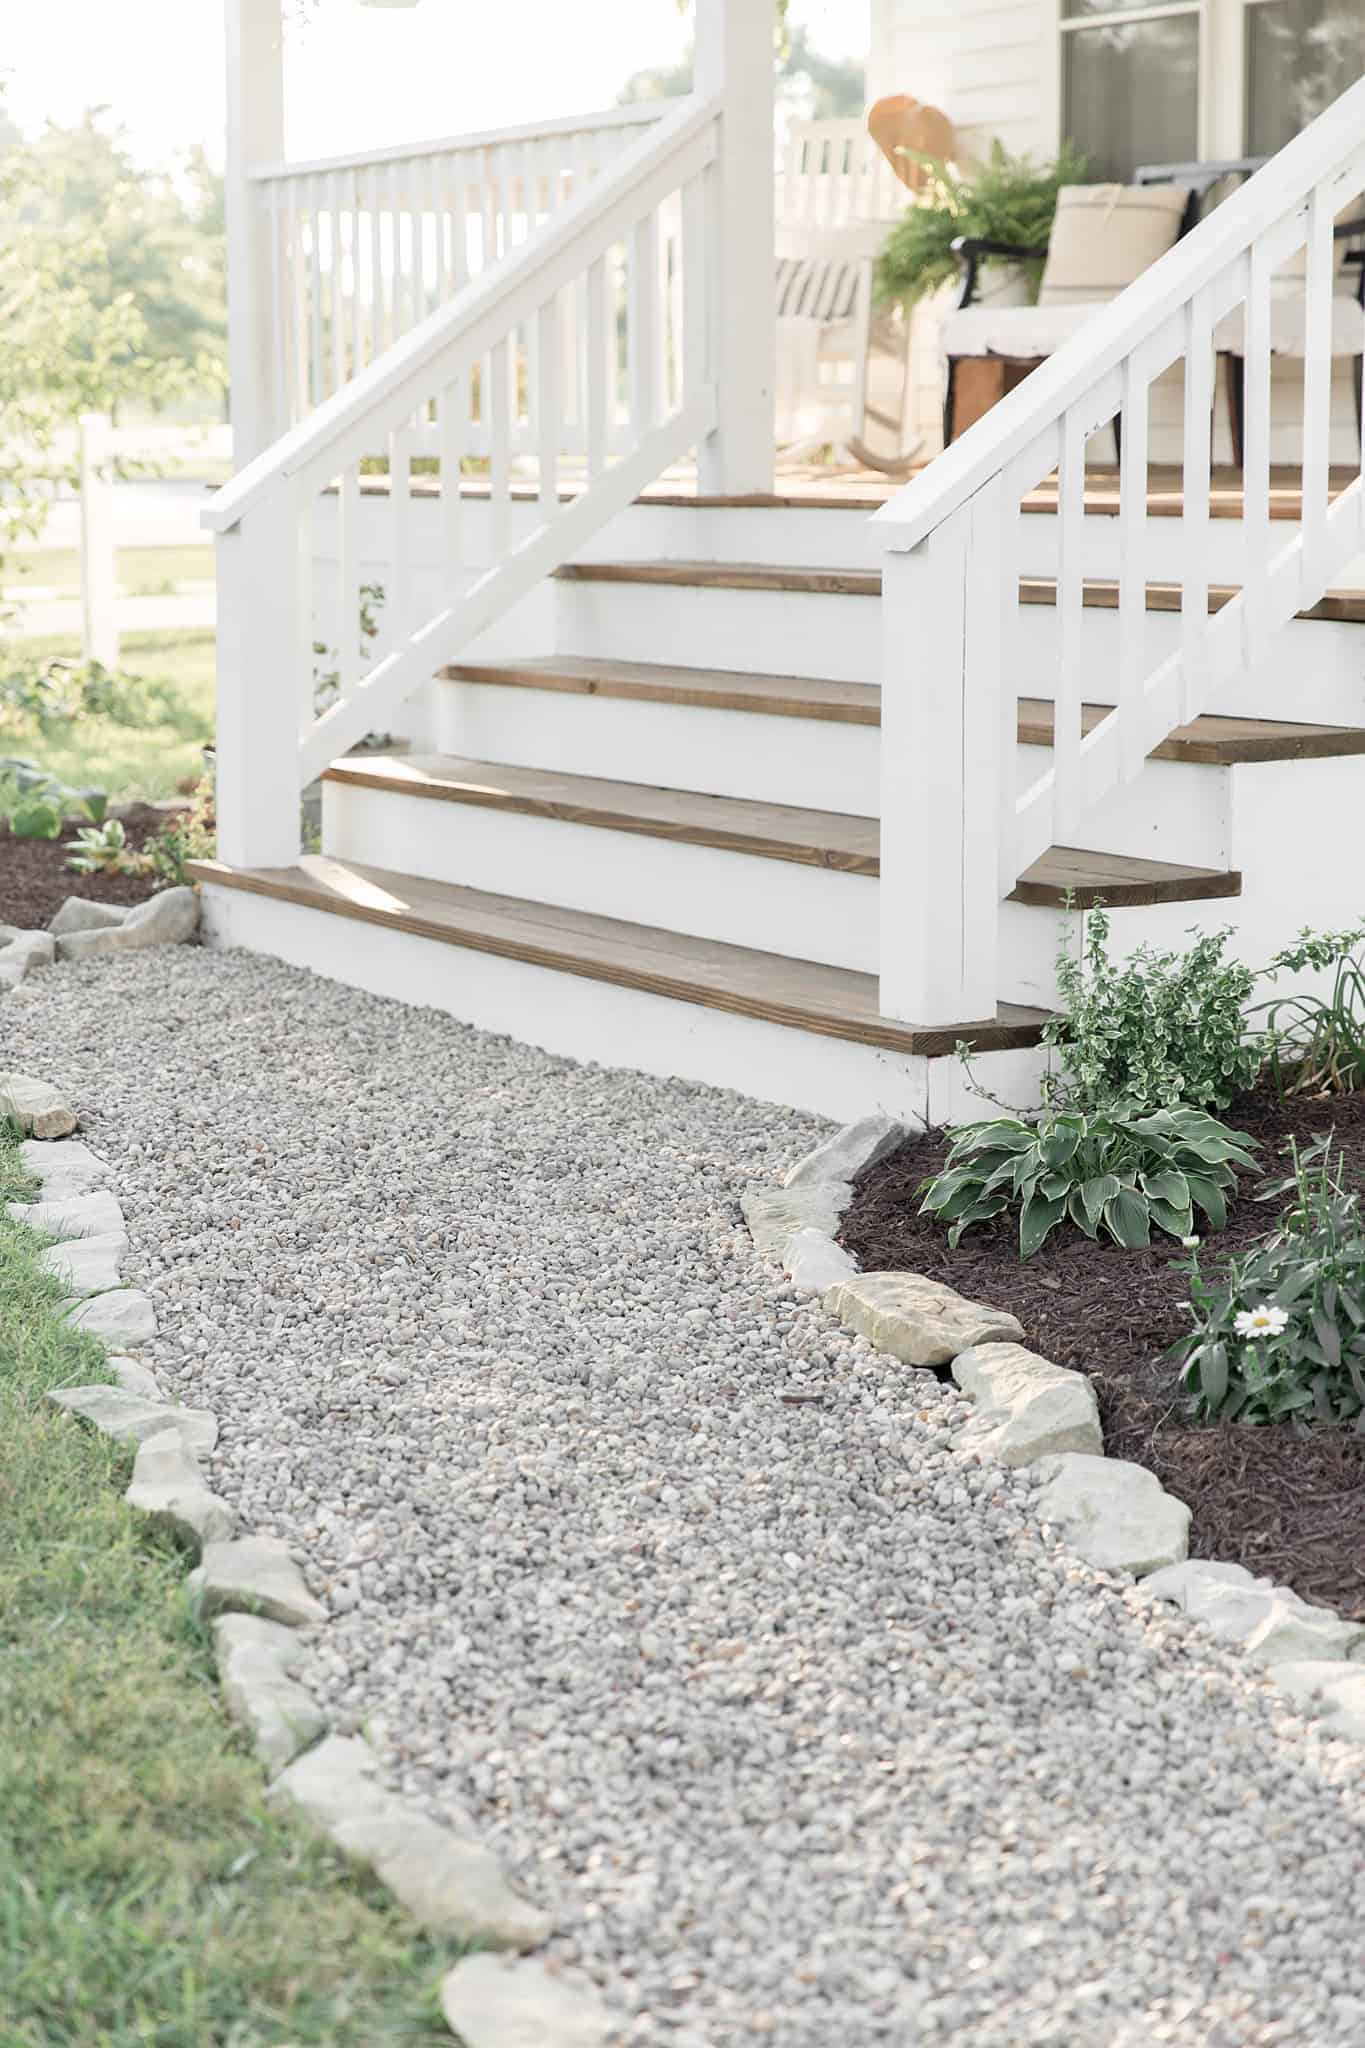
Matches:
[[9, 946, 1365, 2048]]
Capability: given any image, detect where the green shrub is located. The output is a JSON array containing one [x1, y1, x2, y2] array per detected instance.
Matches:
[[875, 140, 1087, 308], [1255, 929, 1365, 1097], [1043, 907, 1262, 1112], [138, 772, 215, 886], [0, 657, 188, 736], [919, 1103, 1256, 1258], [10, 797, 60, 840], [1177, 1136, 1365, 1425]]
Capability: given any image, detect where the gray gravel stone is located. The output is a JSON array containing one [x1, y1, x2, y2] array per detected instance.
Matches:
[[56, 886, 198, 961], [126, 1427, 235, 1551], [10, 945, 1365, 2048], [1268, 1660, 1365, 1742], [0, 1071, 77, 1138], [17, 1137, 108, 1198], [1035, 1453, 1191, 1576], [49, 897, 130, 936], [781, 1225, 857, 1296], [269, 1734, 550, 1948], [827, 1271, 1024, 1366], [66, 1288, 158, 1346], [1144, 1560, 1365, 1666], [8, 1188, 126, 1241], [783, 1114, 903, 1189], [440, 1955, 618, 2046], [213, 1613, 325, 1770], [188, 1536, 327, 1627], [952, 1341, 1103, 1466], [41, 1229, 127, 1297]]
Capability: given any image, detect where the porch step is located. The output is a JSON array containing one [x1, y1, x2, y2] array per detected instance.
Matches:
[[322, 752, 1241, 908], [556, 558, 1365, 625], [441, 656, 1365, 766], [187, 856, 1049, 1058]]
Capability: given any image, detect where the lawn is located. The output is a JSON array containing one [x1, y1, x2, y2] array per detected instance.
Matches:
[[2, 545, 214, 598], [0, 1123, 456, 2047], [0, 628, 215, 800]]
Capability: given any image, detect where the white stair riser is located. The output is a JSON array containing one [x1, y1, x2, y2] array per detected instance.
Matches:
[[555, 575, 1365, 721], [323, 780, 881, 973], [199, 881, 1049, 1124], [439, 678, 880, 814], [438, 679, 1226, 866], [310, 492, 1349, 588]]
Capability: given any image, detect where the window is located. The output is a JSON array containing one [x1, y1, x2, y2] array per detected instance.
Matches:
[[1060, 0, 1202, 184], [1244, 0, 1365, 155]]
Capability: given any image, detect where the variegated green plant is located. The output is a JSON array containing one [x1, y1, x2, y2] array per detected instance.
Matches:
[[919, 1105, 1257, 1260]]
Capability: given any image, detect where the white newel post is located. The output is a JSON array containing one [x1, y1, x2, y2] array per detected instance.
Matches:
[[694, 0, 775, 495], [224, 0, 285, 465], [877, 506, 1002, 1026], [78, 412, 118, 671], [213, 486, 304, 869]]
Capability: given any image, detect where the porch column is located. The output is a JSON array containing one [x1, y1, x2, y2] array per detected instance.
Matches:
[[694, 0, 775, 496], [224, 0, 285, 466]]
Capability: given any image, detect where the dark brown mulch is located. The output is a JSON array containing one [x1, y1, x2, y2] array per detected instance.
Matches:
[[838, 1088, 1365, 1620], [0, 806, 172, 929]]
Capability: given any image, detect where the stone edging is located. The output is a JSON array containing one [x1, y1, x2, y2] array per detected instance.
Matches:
[[6, 1070, 619, 2047], [743, 1116, 1365, 1745]]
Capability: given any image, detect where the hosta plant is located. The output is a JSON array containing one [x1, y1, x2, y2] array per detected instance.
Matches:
[[1177, 1136, 1365, 1426], [65, 816, 134, 875], [919, 1104, 1257, 1259]]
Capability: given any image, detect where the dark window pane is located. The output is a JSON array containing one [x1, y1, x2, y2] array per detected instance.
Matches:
[[1246, 0, 1365, 155], [1062, 17, 1200, 183]]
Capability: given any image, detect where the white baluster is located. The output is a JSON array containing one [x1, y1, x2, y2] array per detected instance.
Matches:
[[1053, 409, 1087, 837], [537, 297, 561, 518], [681, 171, 708, 410], [629, 210, 661, 439], [994, 490, 1022, 901], [308, 178, 324, 410], [1116, 348, 1151, 775], [1179, 293, 1212, 722], [441, 373, 465, 570], [1302, 182, 1334, 592], [490, 342, 511, 562], [1242, 236, 1273, 660], [349, 169, 363, 385], [338, 464, 361, 699], [389, 424, 412, 651], [325, 171, 343, 399], [215, 480, 305, 869], [267, 182, 287, 439], [586, 253, 608, 479]]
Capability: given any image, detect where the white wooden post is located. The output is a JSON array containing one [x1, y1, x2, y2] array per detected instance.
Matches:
[[694, 0, 774, 495], [224, 0, 285, 464], [78, 412, 118, 671], [878, 509, 1002, 1027], [213, 487, 303, 869]]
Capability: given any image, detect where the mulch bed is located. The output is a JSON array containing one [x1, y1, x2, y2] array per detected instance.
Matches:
[[839, 1088, 1365, 1620], [0, 806, 171, 929]]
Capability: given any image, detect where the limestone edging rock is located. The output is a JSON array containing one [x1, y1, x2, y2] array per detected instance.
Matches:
[[48, 1383, 218, 1455], [188, 1536, 327, 1628], [213, 1614, 326, 1772], [1035, 1453, 1191, 1577], [0, 1071, 77, 1139], [125, 1427, 235, 1552], [18, 1137, 108, 1198], [952, 1341, 1103, 1467], [1142, 1559, 1365, 1667], [55, 886, 199, 962], [8, 1187, 126, 1242], [440, 1954, 617, 2046], [65, 1289, 158, 1345], [826, 1271, 1024, 1367]]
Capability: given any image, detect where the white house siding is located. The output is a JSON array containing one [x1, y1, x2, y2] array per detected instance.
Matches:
[[870, 0, 1360, 465]]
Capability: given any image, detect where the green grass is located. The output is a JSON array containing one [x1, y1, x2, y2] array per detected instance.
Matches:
[[0, 629, 215, 800], [3, 546, 214, 598], [0, 1124, 459, 2046]]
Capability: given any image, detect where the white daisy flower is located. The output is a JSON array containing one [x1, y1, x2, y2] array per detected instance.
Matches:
[[1181, 1236, 1200, 1249], [1233, 1304, 1289, 1340]]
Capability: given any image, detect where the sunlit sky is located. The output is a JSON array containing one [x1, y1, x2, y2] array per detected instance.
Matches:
[[2, 0, 869, 168]]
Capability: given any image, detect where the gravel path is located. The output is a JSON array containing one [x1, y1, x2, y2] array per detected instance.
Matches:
[[10, 946, 1365, 2047]]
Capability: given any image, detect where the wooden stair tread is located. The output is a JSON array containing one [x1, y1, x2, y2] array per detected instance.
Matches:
[[325, 752, 880, 872], [441, 656, 1365, 765], [323, 753, 1240, 906], [187, 856, 1049, 1058], [557, 558, 1365, 624], [441, 654, 880, 724]]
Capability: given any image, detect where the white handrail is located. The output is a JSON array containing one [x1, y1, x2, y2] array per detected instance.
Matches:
[[207, 91, 720, 534], [873, 75, 1365, 1030], [874, 73, 1365, 555], [247, 103, 669, 185]]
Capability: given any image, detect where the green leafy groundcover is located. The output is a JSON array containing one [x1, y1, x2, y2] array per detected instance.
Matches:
[[0, 1121, 455, 2048], [919, 1104, 1257, 1259]]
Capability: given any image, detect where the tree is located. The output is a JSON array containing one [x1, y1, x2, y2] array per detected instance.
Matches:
[[619, 23, 863, 120]]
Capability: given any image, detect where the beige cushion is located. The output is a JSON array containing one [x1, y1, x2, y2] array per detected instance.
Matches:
[[1038, 183, 1190, 307], [942, 302, 1101, 359]]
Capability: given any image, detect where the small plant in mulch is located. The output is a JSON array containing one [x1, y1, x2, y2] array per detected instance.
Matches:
[[1178, 1134, 1365, 1429], [920, 1101, 1255, 1258], [131, 771, 215, 886], [64, 816, 139, 876]]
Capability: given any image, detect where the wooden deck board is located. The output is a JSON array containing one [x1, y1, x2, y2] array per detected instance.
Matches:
[[187, 856, 1051, 1057]]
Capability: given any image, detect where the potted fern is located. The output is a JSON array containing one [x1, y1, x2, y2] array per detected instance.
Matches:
[[875, 140, 1088, 308]]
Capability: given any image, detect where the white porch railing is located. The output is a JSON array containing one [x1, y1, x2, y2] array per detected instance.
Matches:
[[206, 61, 768, 871], [249, 106, 670, 439], [874, 75, 1365, 1028]]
